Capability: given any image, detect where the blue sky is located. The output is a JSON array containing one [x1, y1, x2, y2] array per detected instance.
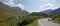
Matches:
[[1, 0, 60, 13]]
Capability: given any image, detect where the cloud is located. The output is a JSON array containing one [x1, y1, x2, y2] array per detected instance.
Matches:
[[13, 4, 25, 10], [0, 0, 3, 2], [17, 4, 25, 10], [41, 0, 56, 2], [3, 0, 14, 5], [37, 3, 54, 11], [41, 0, 49, 2], [3, 0, 25, 10], [40, 3, 53, 9]]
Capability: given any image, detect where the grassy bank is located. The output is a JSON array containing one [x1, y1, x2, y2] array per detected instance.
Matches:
[[51, 18, 60, 24], [26, 20, 38, 26]]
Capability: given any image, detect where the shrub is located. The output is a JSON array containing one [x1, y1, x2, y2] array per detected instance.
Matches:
[[17, 16, 37, 26]]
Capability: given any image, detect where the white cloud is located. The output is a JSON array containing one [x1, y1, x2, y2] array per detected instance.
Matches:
[[4, 0, 14, 5], [40, 3, 53, 9], [41, 0, 56, 2], [2, 0, 15, 6], [13, 4, 25, 10], [38, 3, 60, 12], [3, 0, 25, 10], [18, 4, 25, 10], [38, 3, 54, 11], [41, 0, 49, 2]]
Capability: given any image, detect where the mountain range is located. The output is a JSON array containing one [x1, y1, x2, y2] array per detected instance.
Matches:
[[0, 2, 60, 17], [50, 8, 60, 14], [41, 9, 53, 14], [41, 8, 60, 15]]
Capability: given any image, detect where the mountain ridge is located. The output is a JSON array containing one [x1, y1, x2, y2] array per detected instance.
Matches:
[[0, 2, 29, 16]]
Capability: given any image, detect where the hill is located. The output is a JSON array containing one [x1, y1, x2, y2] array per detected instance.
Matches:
[[0, 2, 29, 21], [0, 2, 29, 16], [50, 8, 60, 14], [41, 9, 53, 14]]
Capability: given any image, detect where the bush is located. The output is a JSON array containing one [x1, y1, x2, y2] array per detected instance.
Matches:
[[17, 16, 39, 26], [52, 16, 57, 20], [17, 19, 34, 26]]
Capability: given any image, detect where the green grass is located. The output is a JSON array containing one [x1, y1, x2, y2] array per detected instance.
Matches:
[[52, 18, 60, 24], [0, 16, 40, 26], [0, 15, 23, 26], [26, 20, 38, 26], [0, 18, 19, 26]]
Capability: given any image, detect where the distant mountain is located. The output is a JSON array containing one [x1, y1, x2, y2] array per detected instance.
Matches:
[[50, 8, 60, 14], [27, 12, 49, 17], [27, 9, 53, 16], [41, 9, 53, 14], [41, 8, 60, 15]]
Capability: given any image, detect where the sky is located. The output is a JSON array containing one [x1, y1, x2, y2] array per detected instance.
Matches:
[[0, 0, 60, 13]]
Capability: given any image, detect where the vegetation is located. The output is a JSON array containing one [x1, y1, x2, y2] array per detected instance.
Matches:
[[27, 12, 49, 17], [17, 16, 40, 26], [26, 20, 38, 26], [0, 2, 28, 26], [51, 14, 60, 24], [52, 18, 60, 24]]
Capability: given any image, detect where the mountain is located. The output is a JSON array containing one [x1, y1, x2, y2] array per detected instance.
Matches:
[[27, 12, 49, 17], [41, 9, 53, 14], [50, 8, 60, 14], [27, 9, 53, 16], [9, 7, 29, 15], [0, 2, 29, 26], [0, 2, 29, 17]]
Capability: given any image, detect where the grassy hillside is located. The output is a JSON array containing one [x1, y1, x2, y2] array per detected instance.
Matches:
[[0, 2, 29, 26], [0, 2, 40, 26], [52, 18, 60, 24], [51, 14, 60, 24]]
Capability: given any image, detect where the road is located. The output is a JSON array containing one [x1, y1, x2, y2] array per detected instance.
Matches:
[[38, 18, 60, 26]]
